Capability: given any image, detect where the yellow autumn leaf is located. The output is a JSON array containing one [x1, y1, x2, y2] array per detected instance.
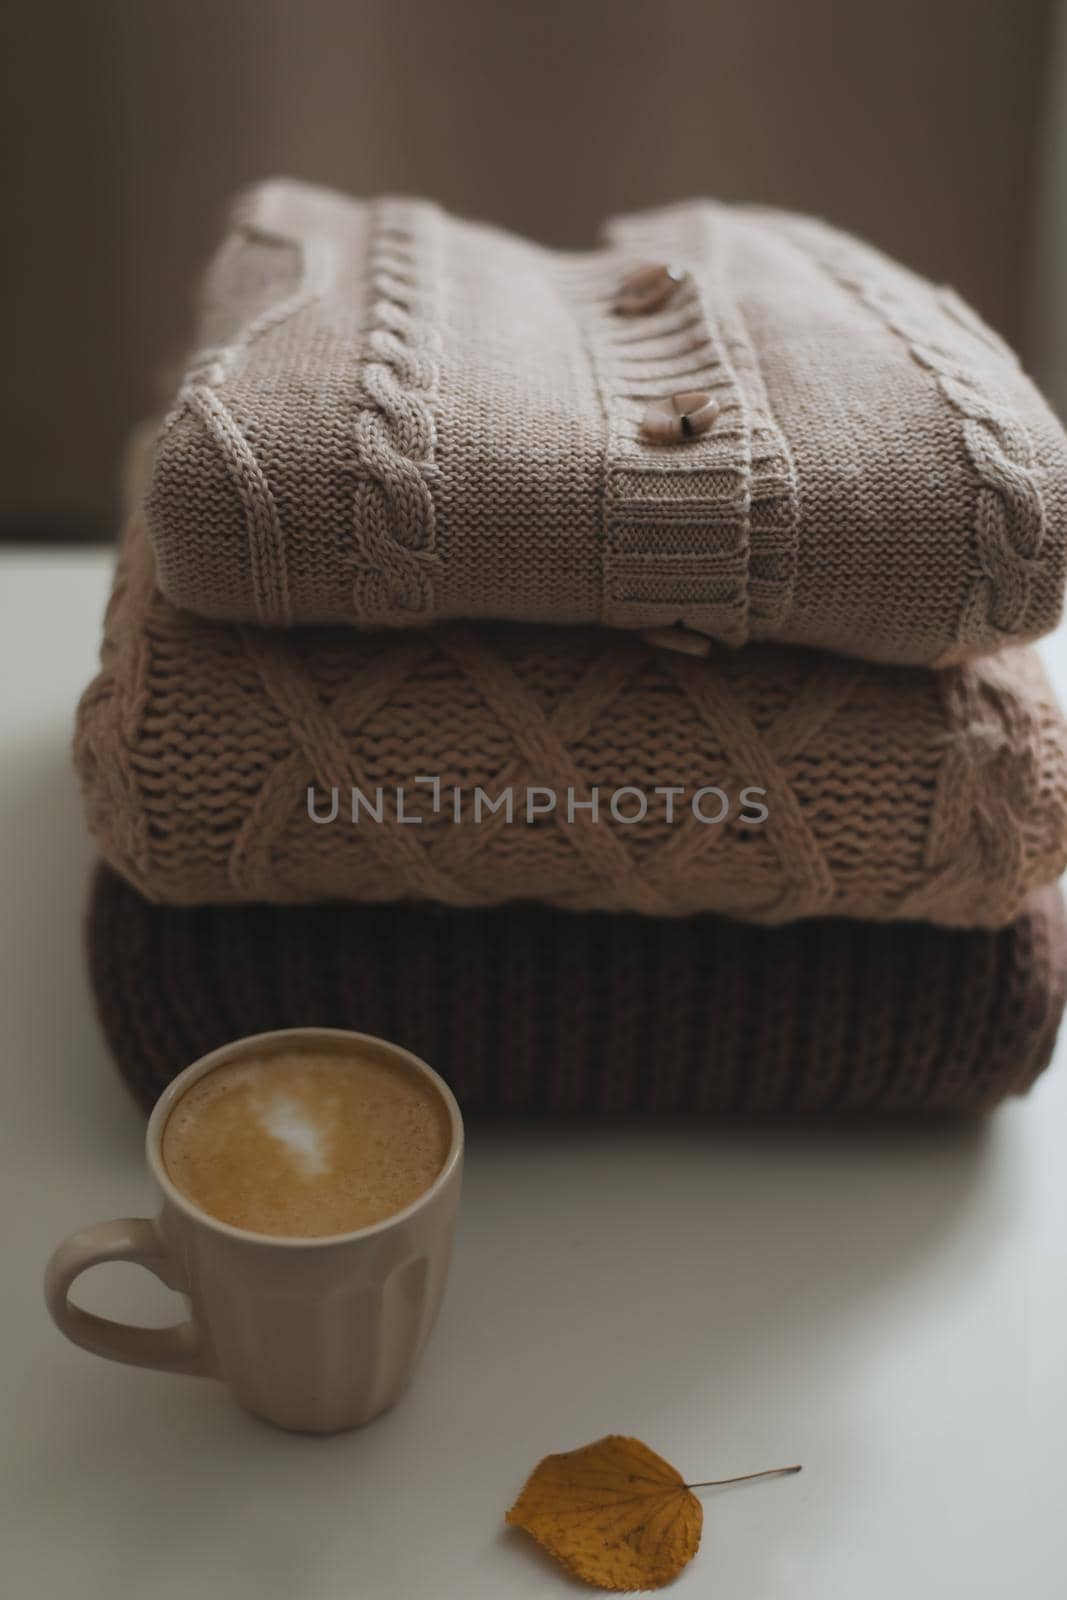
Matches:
[[505, 1434, 701, 1591]]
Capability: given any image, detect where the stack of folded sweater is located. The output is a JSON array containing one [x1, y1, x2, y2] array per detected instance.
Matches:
[[76, 180, 1067, 1114]]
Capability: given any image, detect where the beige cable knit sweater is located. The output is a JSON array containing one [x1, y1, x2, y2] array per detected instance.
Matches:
[[74, 517, 1067, 926], [144, 179, 1067, 664]]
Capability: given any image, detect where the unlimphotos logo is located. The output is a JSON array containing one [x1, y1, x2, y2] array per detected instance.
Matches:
[[307, 777, 769, 827]]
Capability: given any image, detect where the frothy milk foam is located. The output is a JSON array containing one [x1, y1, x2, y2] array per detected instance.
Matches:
[[162, 1046, 452, 1237]]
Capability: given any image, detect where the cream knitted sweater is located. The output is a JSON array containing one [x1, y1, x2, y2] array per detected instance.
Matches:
[[145, 179, 1067, 664], [74, 517, 1067, 927]]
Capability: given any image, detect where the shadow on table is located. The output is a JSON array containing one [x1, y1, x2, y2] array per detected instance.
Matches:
[[1, 733, 141, 1163]]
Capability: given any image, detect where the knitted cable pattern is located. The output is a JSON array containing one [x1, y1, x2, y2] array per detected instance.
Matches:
[[73, 519, 1067, 927], [141, 179, 1067, 664], [152, 199, 336, 625], [763, 211, 1051, 660], [88, 866, 1067, 1118], [349, 198, 443, 625]]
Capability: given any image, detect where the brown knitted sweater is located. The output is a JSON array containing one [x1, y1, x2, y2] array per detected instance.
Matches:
[[74, 518, 1067, 927], [144, 179, 1067, 664], [88, 866, 1067, 1117]]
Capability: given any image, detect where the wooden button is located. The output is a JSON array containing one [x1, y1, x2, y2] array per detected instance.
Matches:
[[640, 391, 719, 444], [614, 262, 687, 316]]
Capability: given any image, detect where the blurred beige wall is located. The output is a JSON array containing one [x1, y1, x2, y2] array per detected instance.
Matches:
[[0, 0, 1052, 534], [1030, 0, 1067, 417]]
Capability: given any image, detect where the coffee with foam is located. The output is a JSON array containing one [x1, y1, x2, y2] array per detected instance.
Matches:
[[161, 1045, 451, 1237]]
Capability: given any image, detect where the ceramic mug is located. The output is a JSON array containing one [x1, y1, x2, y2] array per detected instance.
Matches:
[[44, 1028, 464, 1433]]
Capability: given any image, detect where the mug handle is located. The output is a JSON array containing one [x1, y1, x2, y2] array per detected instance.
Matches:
[[45, 1217, 211, 1376]]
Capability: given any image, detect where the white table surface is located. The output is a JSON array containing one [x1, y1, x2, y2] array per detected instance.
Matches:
[[2, 547, 1066, 1599]]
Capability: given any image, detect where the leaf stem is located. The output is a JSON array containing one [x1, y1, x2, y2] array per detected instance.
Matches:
[[685, 1465, 802, 1489]]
